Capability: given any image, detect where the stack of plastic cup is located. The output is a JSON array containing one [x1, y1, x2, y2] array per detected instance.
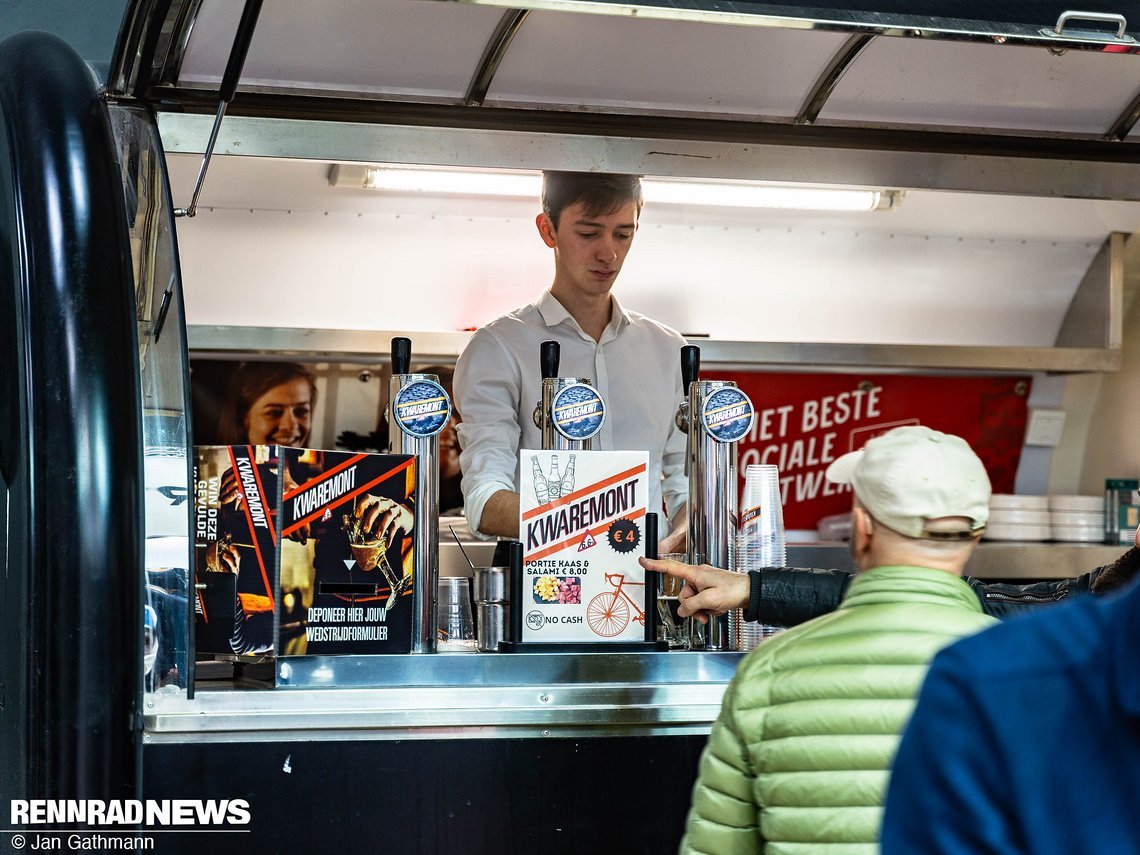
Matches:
[[737, 464, 787, 651]]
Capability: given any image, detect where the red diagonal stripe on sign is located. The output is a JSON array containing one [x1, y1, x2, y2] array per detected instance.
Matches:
[[280, 458, 415, 536]]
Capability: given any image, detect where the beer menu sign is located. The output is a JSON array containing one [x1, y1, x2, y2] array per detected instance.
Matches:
[[519, 450, 650, 643], [706, 372, 1032, 531]]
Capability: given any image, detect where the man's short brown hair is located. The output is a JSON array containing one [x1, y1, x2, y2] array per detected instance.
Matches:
[[541, 171, 643, 228]]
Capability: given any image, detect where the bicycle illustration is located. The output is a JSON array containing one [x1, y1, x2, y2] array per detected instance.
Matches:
[[586, 572, 646, 638]]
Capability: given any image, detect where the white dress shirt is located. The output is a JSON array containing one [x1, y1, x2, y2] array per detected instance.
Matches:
[[454, 290, 688, 539]]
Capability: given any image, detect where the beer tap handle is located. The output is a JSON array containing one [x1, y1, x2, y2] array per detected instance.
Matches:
[[681, 345, 700, 391], [540, 340, 560, 379], [644, 513, 658, 644], [509, 541, 524, 645], [391, 337, 411, 376]]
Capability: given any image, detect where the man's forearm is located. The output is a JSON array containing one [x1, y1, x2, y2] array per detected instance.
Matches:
[[476, 489, 521, 538]]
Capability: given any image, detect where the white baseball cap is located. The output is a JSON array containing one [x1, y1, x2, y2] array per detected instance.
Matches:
[[825, 425, 990, 539]]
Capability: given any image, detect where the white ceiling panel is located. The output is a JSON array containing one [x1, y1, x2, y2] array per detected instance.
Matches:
[[179, 0, 504, 100], [485, 11, 846, 117], [822, 38, 1140, 134]]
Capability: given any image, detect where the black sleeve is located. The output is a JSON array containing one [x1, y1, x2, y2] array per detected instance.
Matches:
[[753, 566, 855, 627], [966, 576, 1070, 619], [744, 571, 763, 623]]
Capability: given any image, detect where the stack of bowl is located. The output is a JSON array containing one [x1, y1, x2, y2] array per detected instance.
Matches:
[[985, 494, 1051, 541], [1048, 494, 1105, 542]]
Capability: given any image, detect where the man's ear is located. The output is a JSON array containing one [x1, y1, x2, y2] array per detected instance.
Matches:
[[859, 508, 874, 537], [536, 213, 557, 248], [851, 506, 874, 548]]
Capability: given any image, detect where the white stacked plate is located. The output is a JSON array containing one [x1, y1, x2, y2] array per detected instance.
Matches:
[[990, 494, 1049, 510], [1048, 495, 1105, 542], [985, 494, 1050, 541], [984, 522, 1052, 541], [1048, 494, 1105, 512]]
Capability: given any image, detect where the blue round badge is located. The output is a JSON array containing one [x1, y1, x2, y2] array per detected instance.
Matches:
[[393, 380, 451, 438], [701, 386, 754, 443], [551, 383, 605, 441]]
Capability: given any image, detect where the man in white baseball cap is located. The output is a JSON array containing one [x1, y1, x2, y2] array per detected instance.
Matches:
[[666, 425, 998, 854], [826, 423, 990, 544]]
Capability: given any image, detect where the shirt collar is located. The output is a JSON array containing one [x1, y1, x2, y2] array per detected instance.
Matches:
[[535, 290, 632, 342]]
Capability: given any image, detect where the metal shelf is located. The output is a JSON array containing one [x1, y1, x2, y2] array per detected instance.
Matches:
[[187, 325, 1119, 374], [786, 541, 1125, 580]]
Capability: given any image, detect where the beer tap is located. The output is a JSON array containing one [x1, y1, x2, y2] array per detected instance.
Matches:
[[531, 340, 605, 451], [676, 344, 755, 651], [388, 336, 453, 653]]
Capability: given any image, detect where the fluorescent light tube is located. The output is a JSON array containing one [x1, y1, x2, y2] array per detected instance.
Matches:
[[643, 181, 891, 211], [329, 164, 898, 212]]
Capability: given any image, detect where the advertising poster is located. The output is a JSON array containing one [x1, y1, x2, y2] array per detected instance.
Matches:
[[278, 448, 417, 656], [192, 445, 418, 658], [519, 450, 649, 643], [706, 372, 1032, 531], [193, 445, 280, 657]]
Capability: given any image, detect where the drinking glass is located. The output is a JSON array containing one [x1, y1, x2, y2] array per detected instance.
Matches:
[[656, 552, 689, 649], [437, 576, 477, 652]]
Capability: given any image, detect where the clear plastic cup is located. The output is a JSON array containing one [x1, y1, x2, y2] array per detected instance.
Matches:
[[437, 576, 477, 652]]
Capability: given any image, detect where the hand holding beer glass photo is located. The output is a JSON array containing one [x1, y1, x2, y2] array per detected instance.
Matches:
[[205, 533, 241, 574], [342, 512, 388, 572]]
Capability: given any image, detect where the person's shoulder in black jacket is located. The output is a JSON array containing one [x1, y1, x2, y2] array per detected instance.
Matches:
[[750, 547, 1140, 627]]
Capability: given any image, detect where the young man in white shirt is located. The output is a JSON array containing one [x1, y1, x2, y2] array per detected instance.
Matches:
[[454, 171, 688, 551]]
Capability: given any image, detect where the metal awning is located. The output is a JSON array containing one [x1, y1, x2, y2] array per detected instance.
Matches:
[[107, 0, 1140, 371], [109, 0, 1140, 158]]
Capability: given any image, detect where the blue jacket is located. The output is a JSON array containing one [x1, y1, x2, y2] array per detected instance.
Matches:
[[881, 577, 1140, 854]]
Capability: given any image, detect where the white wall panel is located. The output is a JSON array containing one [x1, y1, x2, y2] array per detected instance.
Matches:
[[174, 207, 1096, 347]]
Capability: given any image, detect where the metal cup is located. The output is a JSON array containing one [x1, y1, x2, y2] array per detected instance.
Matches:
[[476, 602, 509, 652], [473, 566, 508, 603]]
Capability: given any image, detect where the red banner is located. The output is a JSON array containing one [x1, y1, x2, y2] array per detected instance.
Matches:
[[705, 372, 1032, 531]]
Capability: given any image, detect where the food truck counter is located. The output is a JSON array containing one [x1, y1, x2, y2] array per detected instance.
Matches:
[[142, 652, 737, 852], [145, 651, 743, 743]]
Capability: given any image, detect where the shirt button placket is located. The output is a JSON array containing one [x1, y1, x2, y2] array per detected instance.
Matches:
[[595, 344, 614, 450]]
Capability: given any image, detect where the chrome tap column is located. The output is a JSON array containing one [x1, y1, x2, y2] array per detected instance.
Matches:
[[676, 345, 755, 651], [531, 340, 605, 451], [388, 337, 453, 653]]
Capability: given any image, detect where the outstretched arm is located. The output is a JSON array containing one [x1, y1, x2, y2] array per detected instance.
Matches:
[[639, 556, 749, 624], [639, 557, 854, 626]]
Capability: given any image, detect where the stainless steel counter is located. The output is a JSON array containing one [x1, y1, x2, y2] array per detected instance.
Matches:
[[149, 541, 1122, 746], [145, 651, 743, 744]]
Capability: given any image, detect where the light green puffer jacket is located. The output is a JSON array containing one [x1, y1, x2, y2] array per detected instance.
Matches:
[[680, 565, 997, 855]]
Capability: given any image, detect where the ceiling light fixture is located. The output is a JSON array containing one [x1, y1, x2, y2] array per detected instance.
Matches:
[[328, 164, 901, 212]]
